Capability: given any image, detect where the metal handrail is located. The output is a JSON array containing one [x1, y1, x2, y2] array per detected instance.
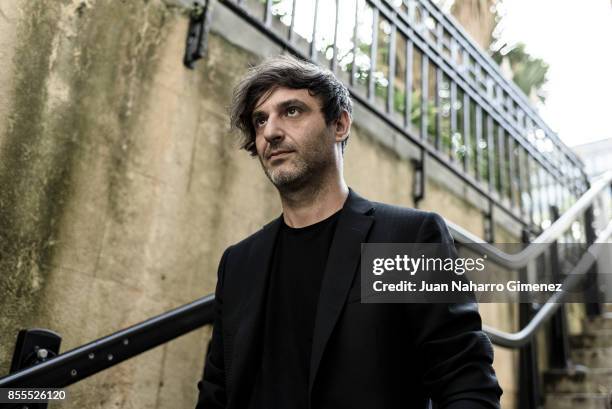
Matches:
[[0, 295, 215, 388], [447, 171, 612, 269], [483, 219, 612, 348]]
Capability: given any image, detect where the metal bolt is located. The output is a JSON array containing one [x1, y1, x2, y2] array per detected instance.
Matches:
[[70, 369, 77, 377], [88, 353, 95, 360], [107, 354, 114, 361], [123, 339, 129, 346], [36, 349, 48, 359]]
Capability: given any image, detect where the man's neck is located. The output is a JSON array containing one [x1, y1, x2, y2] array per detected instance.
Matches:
[[279, 178, 349, 228]]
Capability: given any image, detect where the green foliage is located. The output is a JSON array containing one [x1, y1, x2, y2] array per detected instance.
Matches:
[[492, 43, 549, 103]]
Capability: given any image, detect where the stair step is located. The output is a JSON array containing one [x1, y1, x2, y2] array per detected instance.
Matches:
[[544, 368, 612, 394], [572, 347, 612, 368], [544, 393, 612, 409], [571, 330, 612, 348]]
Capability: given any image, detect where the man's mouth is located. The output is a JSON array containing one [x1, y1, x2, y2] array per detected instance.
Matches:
[[268, 150, 293, 159]]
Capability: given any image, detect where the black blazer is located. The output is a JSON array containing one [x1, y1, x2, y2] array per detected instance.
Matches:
[[196, 189, 502, 409]]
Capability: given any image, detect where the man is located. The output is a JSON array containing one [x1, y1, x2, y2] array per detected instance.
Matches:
[[196, 55, 502, 409]]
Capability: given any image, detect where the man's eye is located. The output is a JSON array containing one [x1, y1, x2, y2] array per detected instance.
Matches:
[[286, 107, 300, 117], [254, 117, 267, 128]]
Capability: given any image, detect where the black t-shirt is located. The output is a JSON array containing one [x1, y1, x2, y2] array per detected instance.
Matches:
[[249, 209, 342, 409]]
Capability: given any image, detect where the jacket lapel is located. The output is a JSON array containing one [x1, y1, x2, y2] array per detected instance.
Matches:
[[308, 189, 375, 400], [230, 216, 282, 407]]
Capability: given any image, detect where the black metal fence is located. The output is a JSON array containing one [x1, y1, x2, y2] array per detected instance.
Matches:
[[224, 0, 588, 234]]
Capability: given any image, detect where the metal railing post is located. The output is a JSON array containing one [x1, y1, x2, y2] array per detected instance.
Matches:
[[518, 229, 542, 409], [547, 205, 571, 370], [583, 203, 602, 317]]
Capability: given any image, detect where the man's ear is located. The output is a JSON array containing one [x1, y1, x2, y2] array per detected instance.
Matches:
[[334, 110, 351, 142]]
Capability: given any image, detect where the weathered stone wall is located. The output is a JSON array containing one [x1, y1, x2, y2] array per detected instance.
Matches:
[[0, 1, 520, 408]]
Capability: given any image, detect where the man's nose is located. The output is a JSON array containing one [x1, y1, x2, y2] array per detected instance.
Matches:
[[262, 115, 285, 144]]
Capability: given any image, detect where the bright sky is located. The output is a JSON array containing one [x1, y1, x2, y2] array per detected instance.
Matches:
[[495, 0, 612, 147]]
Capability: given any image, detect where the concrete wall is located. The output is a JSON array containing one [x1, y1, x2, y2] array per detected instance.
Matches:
[[0, 1, 520, 408]]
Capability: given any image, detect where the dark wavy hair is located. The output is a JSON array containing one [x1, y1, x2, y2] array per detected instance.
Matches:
[[229, 54, 353, 156]]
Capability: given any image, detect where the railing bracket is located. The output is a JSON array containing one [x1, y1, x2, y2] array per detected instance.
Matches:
[[183, 0, 213, 69]]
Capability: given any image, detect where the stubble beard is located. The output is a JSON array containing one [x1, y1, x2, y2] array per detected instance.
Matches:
[[261, 137, 334, 194], [264, 154, 310, 191]]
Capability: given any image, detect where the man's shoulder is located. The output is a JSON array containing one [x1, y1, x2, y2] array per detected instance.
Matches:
[[223, 217, 280, 257], [364, 197, 451, 242], [349, 188, 435, 223], [370, 200, 442, 227]]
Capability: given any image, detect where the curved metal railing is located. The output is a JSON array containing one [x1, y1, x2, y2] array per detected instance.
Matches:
[[483, 219, 612, 348], [448, 171, 612, 269]]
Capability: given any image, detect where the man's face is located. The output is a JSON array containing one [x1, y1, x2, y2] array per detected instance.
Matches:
[[252, 87, 336, 191]]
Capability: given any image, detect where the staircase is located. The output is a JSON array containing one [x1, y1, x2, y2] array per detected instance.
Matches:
[[544, 307, 612, 409]]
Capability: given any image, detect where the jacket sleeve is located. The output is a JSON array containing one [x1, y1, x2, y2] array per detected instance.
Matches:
[[196, 247, 231, 409], [413, 212, 503, 409]]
